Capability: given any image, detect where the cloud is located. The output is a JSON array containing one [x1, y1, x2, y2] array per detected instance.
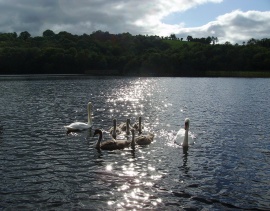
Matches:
[[174, 10, 270, 44], [0, 0, 269, 44], [0, 0, 222, 34]]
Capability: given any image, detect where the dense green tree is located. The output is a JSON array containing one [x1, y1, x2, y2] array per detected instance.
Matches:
[[0, 29, 269, 76], [43, 29, 55, 38], [19, 31, 31, 40], [211, 36, 218, 45], [187, 35, 193, 42], [170, 34, 177, 40]]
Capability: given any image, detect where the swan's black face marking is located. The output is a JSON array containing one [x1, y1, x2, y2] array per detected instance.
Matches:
[[93, 129, 101, 137]]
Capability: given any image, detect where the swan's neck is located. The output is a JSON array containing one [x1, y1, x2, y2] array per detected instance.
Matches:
[[112, 121, 117, 138], [131, 132, 135, 150], [182, 128, 189, 147], [138, 117, 142, 134], [113, 122, 116, 131], [87, 105, 92, 125], [95, 132, 102, 149], [126, 121, 130, 135]]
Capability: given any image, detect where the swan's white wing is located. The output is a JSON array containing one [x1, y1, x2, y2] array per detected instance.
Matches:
[[174, 128, 185, 145], [64, 122, 92, 131], [174, 129, 195, 146]]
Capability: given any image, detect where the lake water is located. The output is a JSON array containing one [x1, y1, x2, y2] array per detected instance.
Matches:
[[0, 75, 269, 210]]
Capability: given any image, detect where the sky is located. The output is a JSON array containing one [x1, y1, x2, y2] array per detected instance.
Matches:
[[0, 0, 270, 44]]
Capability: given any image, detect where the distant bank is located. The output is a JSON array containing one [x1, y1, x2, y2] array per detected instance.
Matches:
[[85, 70, 270, 78], [205, 71, 270, 78], [84, 69, 120, 76], [1, 71, 270, 78]]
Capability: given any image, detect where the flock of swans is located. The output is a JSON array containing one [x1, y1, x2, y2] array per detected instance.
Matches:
[[64, 102, 192, 152]]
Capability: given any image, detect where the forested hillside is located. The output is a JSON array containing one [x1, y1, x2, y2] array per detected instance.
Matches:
[[0, 30, 270, 76]]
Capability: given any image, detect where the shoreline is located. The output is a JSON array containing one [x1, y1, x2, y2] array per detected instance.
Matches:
[[1, 71, 270, 78], [204, 71, 270, 78]]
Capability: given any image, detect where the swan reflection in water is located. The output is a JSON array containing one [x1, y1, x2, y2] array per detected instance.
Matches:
[[0, 123, 3, 134], [174, 119, 193, 176], [181, 147, 190, 175]]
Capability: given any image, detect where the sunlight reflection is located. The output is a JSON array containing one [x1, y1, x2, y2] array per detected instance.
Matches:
[[108, 201, 115, 206], [144, 181, 153, 186], [105, 78, 157, 119], [117, 202, 124, 208], [140, 172, 147, 177], [152, 201, 157, 206], [106, 165, 113, 171], [100, 79, 164, 209], [151, 175, 162, 180], [130, 188, 150, 201], [118, 184, 130, 191], [134, 179, 140, 183], [148, 166, 155, 171], [124, 170, 138, 177], [111, 172, 163, 207]]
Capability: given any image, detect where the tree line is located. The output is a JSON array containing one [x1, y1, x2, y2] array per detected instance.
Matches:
[[0, 30, 270, 76]]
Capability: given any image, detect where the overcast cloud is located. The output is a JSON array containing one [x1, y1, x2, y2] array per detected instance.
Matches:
[[0, 0, 269, 44]]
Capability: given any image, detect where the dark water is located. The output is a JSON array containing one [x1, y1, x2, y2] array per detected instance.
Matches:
[[0, 75, 269, 210]]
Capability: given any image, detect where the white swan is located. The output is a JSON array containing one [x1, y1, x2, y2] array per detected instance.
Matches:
[[174, 118, 192, 147], [64, 102, 93, 133]]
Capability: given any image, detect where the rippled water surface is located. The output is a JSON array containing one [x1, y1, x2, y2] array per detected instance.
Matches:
[[0, 75, 270, 210]]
